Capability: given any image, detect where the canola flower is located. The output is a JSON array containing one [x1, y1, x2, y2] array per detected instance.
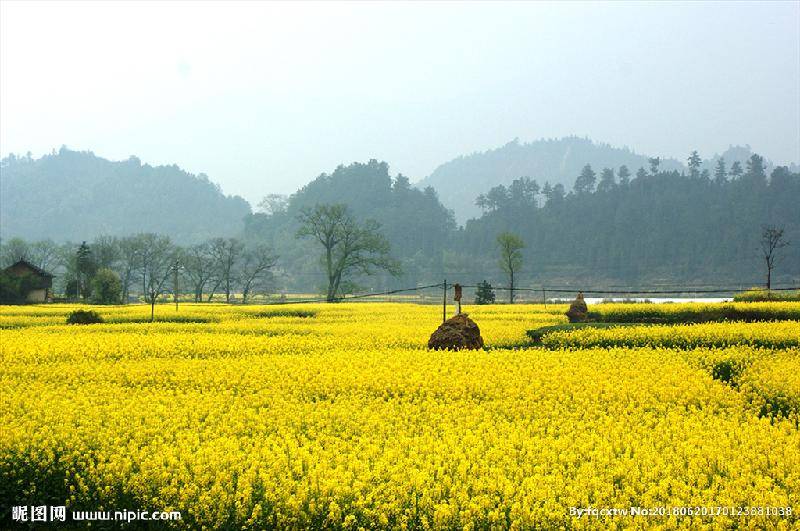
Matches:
[[739, 353, 800, 423], [589, 301, 800, 323], [540, 321, 800, 349], [1, 302, 799, 529]]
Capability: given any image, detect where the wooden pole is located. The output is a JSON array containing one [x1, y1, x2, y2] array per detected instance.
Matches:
[[173, 260, 179, 312], [442, 279, 447, 323], [542, 287, 547, 308]]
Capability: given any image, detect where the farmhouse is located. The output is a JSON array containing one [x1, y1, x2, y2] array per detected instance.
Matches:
[[1, 260, 54, 302]]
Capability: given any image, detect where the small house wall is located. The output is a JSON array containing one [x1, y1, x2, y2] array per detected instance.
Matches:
[[25, 289, 48, 303]]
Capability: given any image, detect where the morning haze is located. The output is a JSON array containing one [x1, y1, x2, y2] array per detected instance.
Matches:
[[1, 1, 798, 205]]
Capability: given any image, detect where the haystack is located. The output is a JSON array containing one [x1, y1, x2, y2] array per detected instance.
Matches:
[[428, 313, 484, 350], [566, 292, 589, 323]]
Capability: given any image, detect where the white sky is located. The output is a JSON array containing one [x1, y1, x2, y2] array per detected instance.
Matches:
[[1, 1, 798, 204]]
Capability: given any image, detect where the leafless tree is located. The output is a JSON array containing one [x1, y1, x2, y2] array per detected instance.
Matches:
[[118, 235, 146, 303], [92, 235, 121, 270], [297, 203, 400, 302], [209, 237, 244, 303], [180, 242, 216, 302], [239, 243, 277, 303], [760, 225, 789, 290], [0, 237, 30, 267], [137, 233, 176, 321]]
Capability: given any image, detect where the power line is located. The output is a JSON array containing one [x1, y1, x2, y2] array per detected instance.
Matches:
[[257, 282, 797, 305]]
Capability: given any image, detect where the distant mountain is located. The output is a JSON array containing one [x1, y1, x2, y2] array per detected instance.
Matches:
[[0, 147, 250, 242], [417, 137, 782, 223]]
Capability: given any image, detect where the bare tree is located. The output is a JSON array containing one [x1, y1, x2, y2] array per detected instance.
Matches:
[[760, 225, 789, 291], [180, 242, 216, 302], [497, 232, 524, 303], [297, 204, 400, 302], [239, 243, 277, 303], [209, 237, 244, 303], [118, 235, 146, 303], [137, 234, 176, 321], [0, 237, 31, 267], [92, 235, 121, 270]]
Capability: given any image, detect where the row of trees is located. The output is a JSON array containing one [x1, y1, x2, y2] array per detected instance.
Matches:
[[462, 152, 798, 285], [0, 235, 278, 316], [3, 151, 797, 299], [0, 205, 400, 307]]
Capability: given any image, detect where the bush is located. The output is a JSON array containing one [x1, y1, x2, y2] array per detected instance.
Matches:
[[66, 309, 104, 325], [0, 271, 39, 304], [90, 268, 122, 304], [711, 359, 746, 385], [474, 281, 496, 305]]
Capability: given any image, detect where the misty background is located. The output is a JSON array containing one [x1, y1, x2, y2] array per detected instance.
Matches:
[[1, 1, 799, 295], [2, 1, 798, 203]]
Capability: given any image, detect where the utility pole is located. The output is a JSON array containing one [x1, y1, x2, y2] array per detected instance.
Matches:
[[173, 259, 180, 312], [442, 279, 447, 323]]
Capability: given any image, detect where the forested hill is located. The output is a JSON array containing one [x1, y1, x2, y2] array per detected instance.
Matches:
[[419, 137, 776, 223], [455, 158, 800, 286], [0, 148, 251, 242], [242, 160, 456, 288]]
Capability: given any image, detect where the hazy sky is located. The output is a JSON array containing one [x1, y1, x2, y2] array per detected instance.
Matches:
[[2, 1, 798, 205]]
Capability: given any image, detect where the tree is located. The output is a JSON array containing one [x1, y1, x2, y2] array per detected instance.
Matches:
[[497, 232, 524, 303], [137, 234, 175, 321], [297, 204, 400, 302], [180, 242, 216, 302], [618, 165, 631, 187], [760, 226, 789, 290], [574, 164, 596, 195], [746, 153, 767, 185], [90, 268, 122, 304], [0, 237, 30, 267], [118, 235, 145, 303], [208, 237, 244, 303], [730, 161, 743, 180], [92, 235, 120, 269], [239, 244, 277, 303], [257, 194, 289, 216], [474, 280, 496, 304], [597, 168, 616, 193], [0, 271, 39, 304], [550, 184, 566, 204], [714, 158, 727, 185], [648, 157, 661, 175], [75, 241, 96, 301], [687, 151, 702, 178]]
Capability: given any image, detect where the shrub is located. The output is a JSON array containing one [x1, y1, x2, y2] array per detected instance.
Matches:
[[90, 268, 122, 305], [711, 359, 744, 385], [474, 281, 496, 305], [66, 309, 104, 325], [0, 271, 39, 304]]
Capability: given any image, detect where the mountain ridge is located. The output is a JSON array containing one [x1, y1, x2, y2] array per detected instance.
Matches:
[[0, 147, 251, 243], [416, 136, 790, 223]]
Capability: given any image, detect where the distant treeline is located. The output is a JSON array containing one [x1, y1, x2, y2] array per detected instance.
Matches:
[[1, 235, 277, 303], [240, 155, 799, 288], [2, 150, 798, 290], [0, 147, 250, 242]]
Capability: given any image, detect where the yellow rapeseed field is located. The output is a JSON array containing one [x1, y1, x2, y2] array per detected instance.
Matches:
[[1, 302, 799, 529]]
